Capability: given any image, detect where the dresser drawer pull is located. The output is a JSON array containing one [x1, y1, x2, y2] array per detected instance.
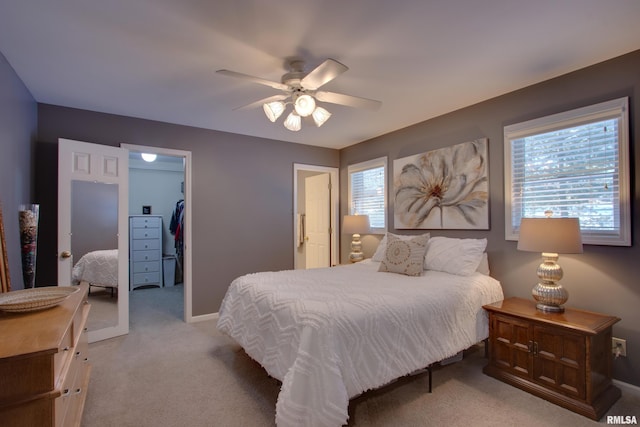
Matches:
[[63, 346, 70, 352], [62, 388, 70, 397], [74, 388, 83, 395]]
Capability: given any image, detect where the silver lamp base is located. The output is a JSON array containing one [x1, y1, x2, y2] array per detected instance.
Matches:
[[349, 233, 364, 263], [532, 281, 567, 313], [531, 252, 567, 313]]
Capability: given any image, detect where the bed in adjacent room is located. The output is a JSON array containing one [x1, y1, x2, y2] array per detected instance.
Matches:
[[72, 249, 119, 296], [217, 235, 504, 427]]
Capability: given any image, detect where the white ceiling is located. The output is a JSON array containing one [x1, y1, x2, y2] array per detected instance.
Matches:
[[1, 1, 639, 149]]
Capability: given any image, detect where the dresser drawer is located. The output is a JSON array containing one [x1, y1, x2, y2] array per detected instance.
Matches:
[[132, 239, 160, 251], [55, 350, 80, 427], [131, 216, 161, 228], [132, 250, 161, 262], [53, 325, 75, 388], [132, 271, 161, 286], [132, 227, 160, 239], [133, 260, 161, 273]]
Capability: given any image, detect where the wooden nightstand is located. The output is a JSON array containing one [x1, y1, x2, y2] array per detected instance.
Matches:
[[483, 297, 620, 420]]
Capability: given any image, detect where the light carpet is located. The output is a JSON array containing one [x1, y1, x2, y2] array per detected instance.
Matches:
[[81, 286, 639, 426]]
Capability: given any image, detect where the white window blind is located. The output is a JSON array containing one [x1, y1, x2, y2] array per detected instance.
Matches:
[[505, 97, 630, 246], [348, 157, 387, 231]]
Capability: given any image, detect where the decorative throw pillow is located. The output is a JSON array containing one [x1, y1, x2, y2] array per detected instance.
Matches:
[[378, 233, 430, 276], [372, 232, 430, 262], [424, 237, 487, 276]]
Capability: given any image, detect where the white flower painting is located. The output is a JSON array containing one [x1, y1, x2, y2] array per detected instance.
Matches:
[[394, 139, 489, 229]]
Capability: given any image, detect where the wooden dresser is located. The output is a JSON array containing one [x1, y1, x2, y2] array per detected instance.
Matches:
[[483, 297, 620, 420], [0, 283, 91, 427]]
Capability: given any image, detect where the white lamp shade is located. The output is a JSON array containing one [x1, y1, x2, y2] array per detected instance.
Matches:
[[517, 217, 583, 254], [141, 153, 157, 162], [284, 111, 302, 131], [342, 215, 371, 234], [294, 94, 316, 117], [263, 101, 285, 122], [312, 106, 331, 127]]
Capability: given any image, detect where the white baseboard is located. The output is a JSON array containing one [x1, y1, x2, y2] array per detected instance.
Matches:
[[189, 312, 218, 323], [614, 379, 640, 398]]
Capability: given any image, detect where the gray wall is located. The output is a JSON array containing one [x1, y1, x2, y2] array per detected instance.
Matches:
[[340, 49, 640, 386], [0, 52, 37, 290], [35, 105, 339, 315]]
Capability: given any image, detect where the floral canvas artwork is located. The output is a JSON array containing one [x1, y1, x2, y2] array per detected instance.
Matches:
[[394, 139, 489, 229]]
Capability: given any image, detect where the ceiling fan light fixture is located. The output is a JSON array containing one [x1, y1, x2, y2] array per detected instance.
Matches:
[[294, 94, 316, 117], [283, 111, 302, 131], [263, 101, 285, 122], [312, 106, 331, 127]]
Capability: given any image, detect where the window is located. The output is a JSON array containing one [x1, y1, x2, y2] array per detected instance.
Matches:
[[348, 157, 387, 233], [505, 97, 630, 246]]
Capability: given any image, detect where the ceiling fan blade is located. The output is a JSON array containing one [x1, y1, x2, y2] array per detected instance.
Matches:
[[301, 59, 348, 90], [234, 94, 288, 111], [315, 91, 382, 111], [216, 69, 290, 91]]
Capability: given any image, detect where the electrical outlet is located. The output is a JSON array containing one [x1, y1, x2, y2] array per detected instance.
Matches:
[[612, 337, 627, 357]]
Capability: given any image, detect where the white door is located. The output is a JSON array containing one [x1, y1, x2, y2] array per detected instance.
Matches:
[[304, 173, 331, 269], [58, 138, 129, 342]]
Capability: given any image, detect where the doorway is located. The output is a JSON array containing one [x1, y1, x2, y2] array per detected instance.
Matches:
[[293, 164, 339, 269], [122, 144, 193, 322]]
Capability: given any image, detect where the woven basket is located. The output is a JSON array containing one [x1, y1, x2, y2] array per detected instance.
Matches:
[[0, 286, 78, 313]]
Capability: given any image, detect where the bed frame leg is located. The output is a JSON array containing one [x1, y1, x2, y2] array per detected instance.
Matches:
[[427, 364, 433, 393]]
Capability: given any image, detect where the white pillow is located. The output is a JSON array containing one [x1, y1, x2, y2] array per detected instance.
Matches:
[[476, 252, 490, 275], [372, 232, 430, 262], [424, 237, 487, 276], [378, 233, 430, 276]]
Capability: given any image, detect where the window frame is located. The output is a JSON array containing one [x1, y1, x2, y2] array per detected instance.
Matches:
[[347, 156, 387, 234], [504, 97, 630, 246]]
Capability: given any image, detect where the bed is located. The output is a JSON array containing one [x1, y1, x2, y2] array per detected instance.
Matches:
[[72, 249, 119, 296], [217, 235, 504, 427]]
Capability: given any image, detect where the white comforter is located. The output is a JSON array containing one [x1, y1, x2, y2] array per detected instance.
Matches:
[[217, 260, 504, 427], [71, 249, 118, 288]]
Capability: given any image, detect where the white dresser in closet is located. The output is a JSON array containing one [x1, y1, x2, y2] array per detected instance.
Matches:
[[129, 215, 163, 290]]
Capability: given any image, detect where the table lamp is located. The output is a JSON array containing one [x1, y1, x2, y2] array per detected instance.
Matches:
[[517, 214, 583, 313], [342, 214, 370, 263]]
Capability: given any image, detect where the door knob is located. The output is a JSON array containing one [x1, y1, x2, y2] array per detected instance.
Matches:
[[60, 250, 72, 259]]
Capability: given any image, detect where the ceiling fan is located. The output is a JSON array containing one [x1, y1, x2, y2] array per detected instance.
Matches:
[[216, 58, 381, 131]]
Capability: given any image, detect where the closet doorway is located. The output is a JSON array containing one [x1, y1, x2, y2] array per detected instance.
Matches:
[[293, 164, 339, 269], [122, 144, 193, 322]]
